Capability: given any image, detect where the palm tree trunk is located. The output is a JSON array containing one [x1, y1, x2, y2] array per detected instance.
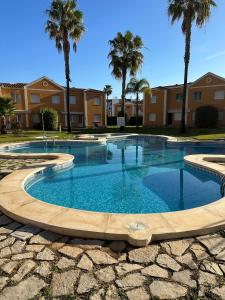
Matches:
[[121, 68, 127, 130], [136, 92, 139, 129], [63, 38, 72, 133], [181, 22, 192, 134]]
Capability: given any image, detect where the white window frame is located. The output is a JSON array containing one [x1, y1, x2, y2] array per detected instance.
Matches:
[[52, 95, 60, 104], [214, 90, 225, 100], [94, 97, 101, 105], [32, 113, 40, 124], [69, 95, 76, 104], [192, 91, 202, 101], [192, 112, 196, 122], [174, 112, 182, 121], [11, 93, 21, 104], [31, 94, 40, 104], [151, 95, 157, 104], [218, 111, 224, 121], [149, 113, 156, 122], [94, 114, 101, 122]]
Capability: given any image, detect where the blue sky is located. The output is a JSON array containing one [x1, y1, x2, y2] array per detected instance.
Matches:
[[0, 0, 224, 98]]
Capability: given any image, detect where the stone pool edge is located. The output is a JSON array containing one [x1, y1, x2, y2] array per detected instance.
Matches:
[[0, 136, 225, 246]]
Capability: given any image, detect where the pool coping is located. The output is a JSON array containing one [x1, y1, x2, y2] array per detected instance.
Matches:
[[1, 135, 225, 246]]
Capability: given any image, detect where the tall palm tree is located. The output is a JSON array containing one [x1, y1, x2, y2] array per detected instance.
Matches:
[[45, 0, 85, 133], [168, 0, 216, 133], [0, 97, 15, 134], [126, 78, 151, 128], [104, 85, 113, 116], [108, 31, 144, 129]]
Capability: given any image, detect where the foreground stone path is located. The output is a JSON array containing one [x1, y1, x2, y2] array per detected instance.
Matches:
[[0, 159, 225, 299]]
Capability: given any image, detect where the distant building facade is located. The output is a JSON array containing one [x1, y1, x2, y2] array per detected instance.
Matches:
[[112, 100, 143, 118]]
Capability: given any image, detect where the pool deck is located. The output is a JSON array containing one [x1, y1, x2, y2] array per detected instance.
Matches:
[[1, 136, 225, 246]]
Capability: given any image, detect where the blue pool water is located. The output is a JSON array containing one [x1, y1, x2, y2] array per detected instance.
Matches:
[[9, 137, 225, 214]]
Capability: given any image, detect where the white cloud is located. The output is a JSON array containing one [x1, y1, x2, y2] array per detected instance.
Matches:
[[206, 50, 225, 61]]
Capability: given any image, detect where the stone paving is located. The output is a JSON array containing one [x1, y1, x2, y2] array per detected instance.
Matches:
[[0, 159, 225, 299]]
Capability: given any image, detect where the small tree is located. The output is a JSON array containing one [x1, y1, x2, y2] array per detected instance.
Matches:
[[0, 97, 15, 134], [40, 107, 59, 131], [195, 105, 218, 128]]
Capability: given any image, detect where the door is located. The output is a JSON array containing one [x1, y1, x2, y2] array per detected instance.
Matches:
[[167, 113, 173, 126]]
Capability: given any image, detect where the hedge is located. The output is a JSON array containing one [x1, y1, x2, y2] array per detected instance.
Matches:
[[195, 105, 218, 128], [40, 107, 59, 131]]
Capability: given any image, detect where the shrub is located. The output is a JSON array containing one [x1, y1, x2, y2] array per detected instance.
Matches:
[[129, 116, 143, 126], [195, 105, 218, 128], [40, 107, 58, 131]]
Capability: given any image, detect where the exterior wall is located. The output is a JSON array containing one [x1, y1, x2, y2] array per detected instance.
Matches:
[[113, 102, 143, 118], [144, 89, 165, 127], [1, 87, 26, 111], [86, 91, 106, 127]]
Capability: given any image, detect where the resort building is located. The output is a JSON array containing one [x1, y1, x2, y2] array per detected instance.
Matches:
[[0, 76, 106, 129], [144, 72, 225, 127], [112, 100, 143, 118]]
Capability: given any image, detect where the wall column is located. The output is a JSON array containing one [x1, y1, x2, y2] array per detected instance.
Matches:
[[163, 89, 168, 126], [83, 91, 88, 128], [24, 87, 29, 128]]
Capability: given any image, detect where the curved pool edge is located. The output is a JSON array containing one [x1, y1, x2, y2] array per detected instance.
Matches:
[[1, 136, 225, 246]]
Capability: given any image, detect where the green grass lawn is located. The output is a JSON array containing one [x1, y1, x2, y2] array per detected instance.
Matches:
[[0, 127, 225, 144]]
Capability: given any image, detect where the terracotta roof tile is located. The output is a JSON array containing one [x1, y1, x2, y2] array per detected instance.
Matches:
[[0, 82, 27, 88]]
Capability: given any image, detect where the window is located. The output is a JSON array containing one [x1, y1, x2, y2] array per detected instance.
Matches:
[[151, 95, 157, 104], [69, 96, 76, 104], [32, 113, 40, 124], [15, 114, 22, 123], [31, 94, 40, 104], [174, 112, 182, 121], [214, 90, 225, 100], [219, 112, 224, 121], [192, 112, 196, 122], [176, 93, 182, 102], [94, 97, 101, 105], [52, 95, 60, 104], [192, 92, 202, 101], [149, 113, 156, 122], [94, 114, 101, 122], [11, 93, 21, 104]]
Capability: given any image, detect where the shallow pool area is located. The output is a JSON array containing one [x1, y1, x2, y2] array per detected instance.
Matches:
[[9, 137, 225, 214]]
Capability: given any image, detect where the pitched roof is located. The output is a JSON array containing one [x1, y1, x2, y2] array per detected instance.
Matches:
[[0, 82, 27, 88]]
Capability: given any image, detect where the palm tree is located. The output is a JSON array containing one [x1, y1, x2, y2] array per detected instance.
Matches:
[[108, 31, 144, 129], [104, 85, 113, 116], [45, 0, 85, 133], [126, 78, 151, 128], [168, 0, 216, 133], [0, 97, 15, 134]]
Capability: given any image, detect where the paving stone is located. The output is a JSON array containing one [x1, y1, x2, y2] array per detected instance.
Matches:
[[0, 215, 12, 226], [219, 263, 225, 274], [172, 270, 197, 288], [77, 254, 93, 271], [105, 285, 120, 300], [51, 270, 80, 297], [36, 248, 55, 261], [29, 230, 61, 245], [109, 241, 126, 252], [0, 276, 46, 300], [150, 281, 187, 299], [198, 270, 217, 287], [10, 225, 41, 241], [90, 288, 105, 300], [116, 273, 146, 290], [0, 237, 15, 249], [58, 245, 83, 259], [115, 263, 143, 276], [141, 264, 169, 278], [0, 236, 7, 241], [128, 245, 159, 263], [12, 260, 36, 283], [69, 238, 104, 249], [86, 249, 117, 264], [197, 234, 225, 255], [95, 266, 115, 283], [0, 259, 9, 267], [77, 273, 98, 294], [190, 243, 209, 260], [0, 247, 11, 258], [11, 252, 34, 260], [200, 260, 223, 275], [0, 222, 22, 235], [25, 244, 45, 252], [118, 253, 127, 262], [1, 261, 19, 274], [212, 285, 225, 300], [216, 249, 225, 261], [161, 238, 193, 256], [126, 287, 149, 300], [0, 277, 8, 290], [35, 262, 52, 277], [176, 253, 198, 270], [10, 240, 26, 254], [157, 254, 182, 271], [56, 257, 75, 270], [50, 236, 69, 250]]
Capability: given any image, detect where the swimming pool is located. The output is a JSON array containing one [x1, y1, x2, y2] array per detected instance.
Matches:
[[9, 136, 225, 214]]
